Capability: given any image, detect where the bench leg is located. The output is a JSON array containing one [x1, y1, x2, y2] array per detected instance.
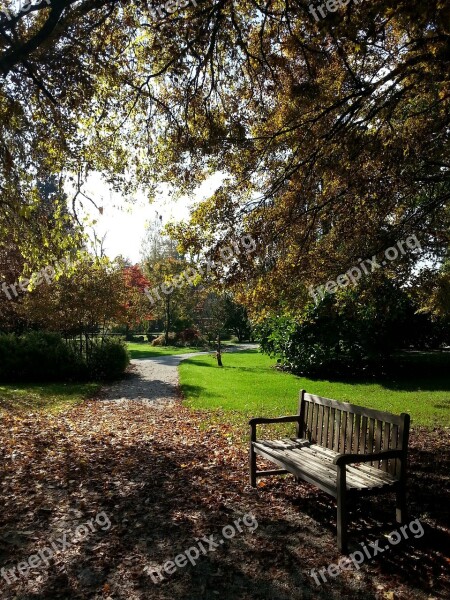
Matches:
[[396, 485, 407, 524], [249, 422, 257, 487], [337, 497, 348, 553], [336, 465, 348, 553], [249, 444, 257, 487]]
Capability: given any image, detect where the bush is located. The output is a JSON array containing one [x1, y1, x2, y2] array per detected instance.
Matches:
[[87, 338, 130, 380], [151, 332, 177, 346], [151, 335, 164, 346], [256, 280, 422, 378], [0, 332, 82, 382], [0, 332, 129, 383], [0, 334, 20, 381], [177, 327, 203, 346], [127, 334, 146, 343]]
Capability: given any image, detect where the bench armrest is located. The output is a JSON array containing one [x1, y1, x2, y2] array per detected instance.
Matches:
[[249, 415, 301, 426], [333, 449, 404, 466]]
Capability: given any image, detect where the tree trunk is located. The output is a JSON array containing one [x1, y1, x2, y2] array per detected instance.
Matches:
[[164, 296, 170, 346], [216, 334, 223, 367]]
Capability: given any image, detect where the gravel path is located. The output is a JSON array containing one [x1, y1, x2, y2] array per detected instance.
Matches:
[[100, 344, 258, 408]]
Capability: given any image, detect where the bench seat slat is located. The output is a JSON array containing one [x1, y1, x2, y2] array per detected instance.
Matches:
[[253, 440, 397, 493], [252, 444, 338, 496], [253, 445, 395, 494], [290, 439, 398, 484], [254, 443, 340, 488], [285, 447, 387, 490], [255, 437, 398, 486], [289, 441, 397, 486]]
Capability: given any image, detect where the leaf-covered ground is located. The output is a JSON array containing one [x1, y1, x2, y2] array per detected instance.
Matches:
[[0, 397, 448, 599]]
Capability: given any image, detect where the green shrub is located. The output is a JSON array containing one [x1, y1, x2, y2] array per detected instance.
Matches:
[[87, 338, 130, 380], [25, 332, 86, 380], [0, 334, 20, 381], [0, 332, 128, 383], [0, 332, 85, 382], [128, 334, 146, 343], [256, 280, 426, 378]]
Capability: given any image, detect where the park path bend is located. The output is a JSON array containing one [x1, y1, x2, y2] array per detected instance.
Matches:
[[100, 344, 258, 407]]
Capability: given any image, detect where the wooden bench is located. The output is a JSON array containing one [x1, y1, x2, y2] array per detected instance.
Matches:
[[249, 390, 410, 552]]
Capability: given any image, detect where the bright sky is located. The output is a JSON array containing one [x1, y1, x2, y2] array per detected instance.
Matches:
[[76, 172, 224, 263]]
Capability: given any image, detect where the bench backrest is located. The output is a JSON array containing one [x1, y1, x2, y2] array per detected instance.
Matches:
[[297, 390, 410, 477]]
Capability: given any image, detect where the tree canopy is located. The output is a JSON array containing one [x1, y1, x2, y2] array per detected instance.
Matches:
[[1, 0, 449, 316]]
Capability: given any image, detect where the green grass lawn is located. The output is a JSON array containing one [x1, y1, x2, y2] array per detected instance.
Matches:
[[0, 382, 100, 414], [126, 342, 203, 359], [179, 350, 450, 428]]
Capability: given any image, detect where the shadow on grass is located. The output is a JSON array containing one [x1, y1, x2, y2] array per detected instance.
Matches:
[[378, 376, 450, 393], [434, 402, 450, 409], [299, 351, 450, 393], [302, 373, 450, 394], [180, 384, 216, 399], [180, 358, 218, 369], [128, 347, 203, 359], [222, 365, 281, 374], [0, 382, 99, 414]]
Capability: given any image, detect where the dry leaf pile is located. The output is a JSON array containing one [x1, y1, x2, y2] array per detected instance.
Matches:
[[0, 398, 448, 599]]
